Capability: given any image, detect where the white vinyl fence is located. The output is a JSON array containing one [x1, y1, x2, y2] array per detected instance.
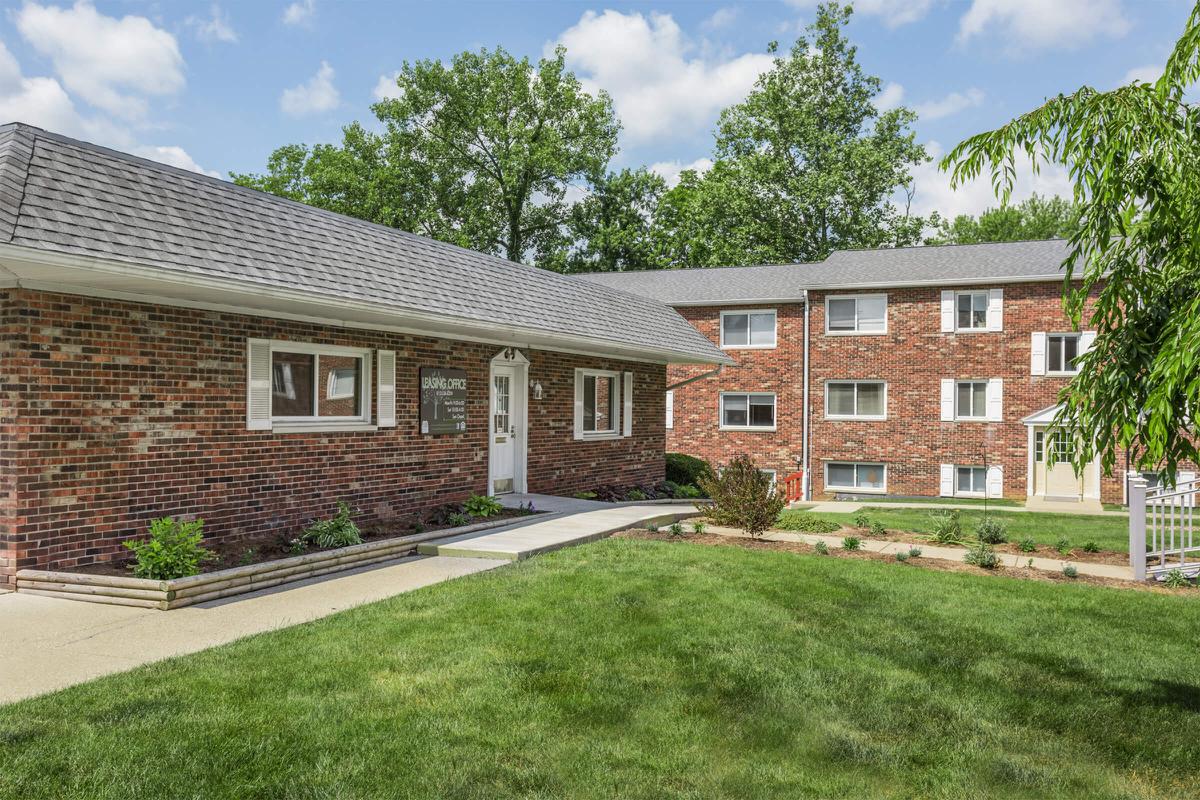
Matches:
[[1128, 473, 1200, 581]]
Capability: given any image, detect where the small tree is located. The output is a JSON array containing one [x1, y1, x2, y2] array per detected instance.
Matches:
[[698, 455, 785, 537]]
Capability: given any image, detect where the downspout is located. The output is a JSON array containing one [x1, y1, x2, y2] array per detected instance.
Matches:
[[801, 291, 811, 500], [666, 364, 723, 391]]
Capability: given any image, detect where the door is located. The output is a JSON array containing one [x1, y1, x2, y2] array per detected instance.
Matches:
[[1034, 427, 1083, 499], [490, 365, 516, 494]]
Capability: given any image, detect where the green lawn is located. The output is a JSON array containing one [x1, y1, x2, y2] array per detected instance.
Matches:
[[799, 506, 1131, 552], [3, 539, 1197, 799]]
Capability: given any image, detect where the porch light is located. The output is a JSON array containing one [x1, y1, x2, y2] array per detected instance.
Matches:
[[531, 380, 544, 400]]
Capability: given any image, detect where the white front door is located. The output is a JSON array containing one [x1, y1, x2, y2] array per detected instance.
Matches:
[[1033, 427, 1085, 499], [490, 365, 516, 494]]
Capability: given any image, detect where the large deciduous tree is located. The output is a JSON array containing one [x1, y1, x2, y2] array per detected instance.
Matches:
[[926, 194, 1081, 246], [556, 168, 668, 273], [234, 47, 619, 265], [943, 2, 1200, 479]]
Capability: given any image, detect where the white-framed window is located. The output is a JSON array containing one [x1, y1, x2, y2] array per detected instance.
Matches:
[[1046, 333, 1081, 374], [761, 469, 777, 492], [956, 290, 989, 330], [942, 288, 1002, 332], [826, 462, 886, 493], [940, 463, 1002, 498], [825, 380, 886, 420], [956, 466, 986, 495], [1035, 430, 1073, 462], [573, 368, 633, 441], [825, 294, 887, 335], [955, 380, 988, 420], [719, 392, 776, 430], [665, 390, 674, 430], [247, 340, 375, 433], [720, 310, 777, 349]]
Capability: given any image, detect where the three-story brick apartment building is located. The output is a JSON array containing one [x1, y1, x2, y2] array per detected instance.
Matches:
[[583, 240, 1193, 511]]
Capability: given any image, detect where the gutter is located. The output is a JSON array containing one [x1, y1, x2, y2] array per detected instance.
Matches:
[[666, 364, 723, 391]]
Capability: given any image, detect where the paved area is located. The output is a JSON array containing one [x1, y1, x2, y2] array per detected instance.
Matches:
[[0, 555, 504, 705], [421, 499, 698, 560], [801, 500, 1127, 517]]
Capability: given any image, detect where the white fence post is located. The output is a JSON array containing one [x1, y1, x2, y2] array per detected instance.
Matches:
[[1128, 472, 1148, 581]]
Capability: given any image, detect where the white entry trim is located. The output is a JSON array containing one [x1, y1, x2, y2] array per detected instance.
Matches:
[[489, 348, 529, 496]]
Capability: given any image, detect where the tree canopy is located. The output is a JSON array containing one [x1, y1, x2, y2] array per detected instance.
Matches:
[[943, 1, 1200, 478], [926, 194, 1081, 246]]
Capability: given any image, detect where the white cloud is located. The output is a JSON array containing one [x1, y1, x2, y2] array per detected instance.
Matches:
[[372, 71, 403, 101], [552, 10, 773, 144], [649, 157, 714, 188], [187, 4, 238, 44], [914, 88, 984, 121], [957, 0, 1129, 51], [1122, 64, 1161, 85], [15, 1, 184, 119], [133, 145, 220, 178], [702, 7, 739, 30], [875, 82, 905, 111], [908, 140, 1074, 222], [280, 61, 339, 116], [784, 0, 935, 28], [283, 0, 316, 26]]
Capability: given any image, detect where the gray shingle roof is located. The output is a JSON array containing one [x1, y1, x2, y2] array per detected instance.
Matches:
[[0, 123, 728, 364], [578, 239, 1073, 305]]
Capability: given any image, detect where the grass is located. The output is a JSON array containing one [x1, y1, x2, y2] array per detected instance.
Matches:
[[809, 506, 1131, 553], [3, 539, 1198, 799]]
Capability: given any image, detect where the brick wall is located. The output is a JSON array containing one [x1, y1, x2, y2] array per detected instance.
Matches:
[[0, 289, 664, 585]]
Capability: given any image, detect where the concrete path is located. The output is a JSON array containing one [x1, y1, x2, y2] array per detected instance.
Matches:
[[801, 500, 1127, 517], [420, 500, 698, 560], [0, 555, 504, 705], [710, 525, 1133, 580]]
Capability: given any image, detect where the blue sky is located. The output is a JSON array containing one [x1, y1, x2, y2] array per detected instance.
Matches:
[[0, 0, 1191, 219]]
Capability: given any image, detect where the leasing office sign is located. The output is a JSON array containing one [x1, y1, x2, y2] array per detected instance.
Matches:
[[419, 368, 468, 434]]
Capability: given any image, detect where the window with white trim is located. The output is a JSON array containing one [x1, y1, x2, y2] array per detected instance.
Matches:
[[955, 291, 989, 330], [251, 341, 373, 432], [720, 310, 777, 348], [761, 469, 777, 491], [825, 381, 886, 419], [826, 462, 886, 492], [956, 466, 986, 495], [955, 380, 988, 420], [719, 392, 776, 430], [826, 294, 886, 334], [573, 368, 633, 440], [1046, 333, 1081, 374]]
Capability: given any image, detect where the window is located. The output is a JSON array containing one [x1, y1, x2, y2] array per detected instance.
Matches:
[[574, 368, 632, 440], [268, 344, 370, 426], [1046, 334, 1081, 374], [826, 294, 886, 334], [955, 380, 987, 420], [721, 310, 777, 348], [826, 462, 886, 492], [956, 466, 986, 495], [826, 381, 886, 419], [720, 393, 776, 430], [956, 291, 988, 330], [761, 469, 777, 492], [1035, 430, 1073, 462]]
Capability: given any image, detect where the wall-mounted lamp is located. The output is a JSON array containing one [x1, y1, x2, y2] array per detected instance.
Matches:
[[531, 380, 544, 400]]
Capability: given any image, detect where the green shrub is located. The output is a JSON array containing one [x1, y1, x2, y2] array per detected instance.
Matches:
[[814, 540, 829, 555], [869, 521, 887, 537], [464, 494, 504, 518], [842, 536, 862, 551], [448, 512, 470, 527], [666, 452, 713, 489], [285, 536, 307, 556], [1082, 540, 1100, 553], [303, 501, 363, 549], [692, 521, 706, 535], [975, 516, 1008, 544], [124, 517, 213, 580], [775, 511, 841, 533], [626, 488, 648, 502], [646, 522, 659, 533], [853, 513, 870, 528], [1062, 564, 1079, 579], [668, 522, 685, 537], [573, 491, 599, 500], [1163, 569, 1192, 589], [929, 509, 963, 544], [1055, 536, 1071, 555], [1018, 536, 1037, 553], [698, 455, 785, 537], [964, 542, 1000, 570], [908, 547, 922, 558], [895, 550, 909, 562]]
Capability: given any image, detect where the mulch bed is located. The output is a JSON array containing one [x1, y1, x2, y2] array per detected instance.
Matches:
[[614, 528, 1195, 596], [75, 507, 538, 578], [817, 526, 1128, 566]]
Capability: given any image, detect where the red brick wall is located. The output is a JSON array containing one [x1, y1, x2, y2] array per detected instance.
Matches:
[[0, 289, 664, 584]]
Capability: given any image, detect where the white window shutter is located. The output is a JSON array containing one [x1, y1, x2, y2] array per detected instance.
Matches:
[[376, 350, 396, 428], [940, 291, 954, 332], [940, 379, 955, 421], [573, 369, 585, 440], [1030, 332, 1046, 375], [1079, 331, 1096, 356], [665, 390, 674, 429], [246, 339, 272, 431], [986, 465, 1003, 498], [987, 288, 1003, 331], [622, 371, 633, 437], [987, 378, 1003, 422], [939, 464, 954, 497], [1179, 471, 1197, 507]]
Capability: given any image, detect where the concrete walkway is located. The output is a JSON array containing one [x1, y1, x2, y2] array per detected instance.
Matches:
[[710, 525, 1133, 580], [801, 500, 1127, 517]]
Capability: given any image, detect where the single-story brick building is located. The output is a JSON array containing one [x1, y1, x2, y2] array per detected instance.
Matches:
[[0, 124, 729, 585]]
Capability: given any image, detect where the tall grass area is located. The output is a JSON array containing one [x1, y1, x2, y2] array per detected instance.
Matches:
[[2, 539, 1196, 799]]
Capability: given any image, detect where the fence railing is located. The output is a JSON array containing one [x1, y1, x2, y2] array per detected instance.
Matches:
[[1128, 473, 1200, 581], [782, 470, 805, 504]]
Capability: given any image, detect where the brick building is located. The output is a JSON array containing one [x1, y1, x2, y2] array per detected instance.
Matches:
[[583, 241, 1193, 510], [0, 124, 729, 584]]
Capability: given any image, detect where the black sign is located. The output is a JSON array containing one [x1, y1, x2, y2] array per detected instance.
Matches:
[[419, 368, 468, 434]]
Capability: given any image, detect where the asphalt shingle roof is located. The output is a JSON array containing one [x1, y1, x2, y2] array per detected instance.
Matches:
[[0, 123, 727, 364], [578, 239, 1073, 305]]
